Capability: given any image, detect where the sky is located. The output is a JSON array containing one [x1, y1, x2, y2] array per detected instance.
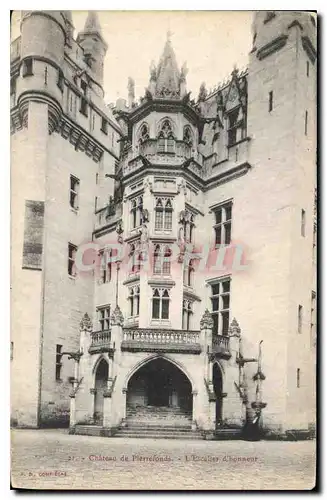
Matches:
[[11, 11, 253, 105]]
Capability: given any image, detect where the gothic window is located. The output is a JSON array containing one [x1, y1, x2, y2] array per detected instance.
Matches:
[[227, 107, 243, 146], [153, 245, 172, 276], [210, 278, 231, 336], [182, 211, 195, 243], [129, 243, 141, 274], [152, 288, 170, 320], [100, 249, 112, 284], [182, 300, 193, 330], [128, 286, 140, 317], [97, 305, 111, 331], [184, 259, 195, 287], [213, 202, 232, 245], [155, 198, 173, 231], [131, 196, 143, 229], [157, 119, 175, 153]]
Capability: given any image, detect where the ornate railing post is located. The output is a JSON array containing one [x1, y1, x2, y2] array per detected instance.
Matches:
[[200, 309, 215, 430]]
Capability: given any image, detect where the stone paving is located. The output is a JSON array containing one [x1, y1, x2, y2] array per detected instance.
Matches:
[[11, 429, 316, 490]]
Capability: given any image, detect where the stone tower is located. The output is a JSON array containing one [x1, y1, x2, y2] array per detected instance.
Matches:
[[11, 10, 122, 427]]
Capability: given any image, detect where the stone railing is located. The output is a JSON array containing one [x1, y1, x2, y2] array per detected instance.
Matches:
[[212, 335, 231, 359], [122, 139, 195, 176], [11, 37, 21, 62], [121, 328, 201, 354], [89, 330, 114, 355], [94, 203, 122, 231]]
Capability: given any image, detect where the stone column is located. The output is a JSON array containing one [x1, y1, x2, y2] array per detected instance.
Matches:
[[75, 313, 93, 425]]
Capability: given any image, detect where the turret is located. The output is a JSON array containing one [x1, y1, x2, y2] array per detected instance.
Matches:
[[77, 11, 108, 91]]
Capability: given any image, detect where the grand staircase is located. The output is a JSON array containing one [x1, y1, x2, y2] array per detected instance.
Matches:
[[114, 405, 204, 440]]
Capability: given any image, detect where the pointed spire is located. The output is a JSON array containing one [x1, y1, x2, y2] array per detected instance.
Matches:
[[84, 11, 102, 35], [154, 33, 182, 99]]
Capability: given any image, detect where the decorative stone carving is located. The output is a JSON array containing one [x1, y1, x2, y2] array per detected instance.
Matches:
[[200, 309, 214, 330], [177, 179, 187, 195], [116, 220, 124, 244], [228, 317, 241, 337], [80, 313, 92, 332], [143, 177, 153, 193], [111, 305, 124, 326]]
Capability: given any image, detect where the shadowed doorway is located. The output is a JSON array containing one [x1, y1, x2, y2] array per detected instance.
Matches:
[[126, 358, 193, 426]]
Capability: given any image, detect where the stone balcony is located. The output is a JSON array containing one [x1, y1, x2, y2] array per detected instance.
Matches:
[[88, 330, 115, 356], [94, 203, 122, 232], [121, 139, 205, 178], [121, 328, 202, 354], [211, 335, 231, 360]]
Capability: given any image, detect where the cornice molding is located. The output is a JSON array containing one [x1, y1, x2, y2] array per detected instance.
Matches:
[[204, 162, 252, 192], [256, 34, 288, 61], [121, 99, 200, 127], [56, 113, 103, 162]]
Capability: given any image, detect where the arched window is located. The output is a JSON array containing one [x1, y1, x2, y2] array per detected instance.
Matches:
[[182, 300, 193, 330], [155, 197, 173, 231], [129, 243, 141, 274], [184, 259, 194, 287], [129, 286, 140, 317], [181, 210, 195, 243], [157, 119, 175, 153], [130, 196, 143, 229], [153, 245, 171, 276], [152, 288, 170, 320]]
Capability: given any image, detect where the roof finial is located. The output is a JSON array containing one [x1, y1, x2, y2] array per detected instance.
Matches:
[[167, 30, 173, 43]]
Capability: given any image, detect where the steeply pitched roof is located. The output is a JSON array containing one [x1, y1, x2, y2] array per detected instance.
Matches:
[[154, 34, 181, 99], [84, 11, 102, 35]]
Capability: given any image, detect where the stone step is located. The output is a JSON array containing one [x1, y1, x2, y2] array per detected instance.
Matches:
[[73, 425, 103, 436], [114, 430, 204, 440], [125, 423, 192, 431]]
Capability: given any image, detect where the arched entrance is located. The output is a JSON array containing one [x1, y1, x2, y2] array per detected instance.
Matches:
[[94, 359, 108, 424], [126, 358, 193, 427], [213, 363, 223, 427]]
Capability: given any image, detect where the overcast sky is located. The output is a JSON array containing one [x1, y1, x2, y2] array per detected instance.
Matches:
[[12, 11, 254, 105]]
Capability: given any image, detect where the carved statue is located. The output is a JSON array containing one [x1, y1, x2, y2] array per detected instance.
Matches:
[[116, 220, 124, 244]]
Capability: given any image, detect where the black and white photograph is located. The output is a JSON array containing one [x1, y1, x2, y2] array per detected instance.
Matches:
[[10, 9, 317, 491]]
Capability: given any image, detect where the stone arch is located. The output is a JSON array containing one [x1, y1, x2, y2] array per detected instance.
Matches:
[[123, 353, 196, 393], [92, 353, 110, 378], [212, 360, 224, 426]]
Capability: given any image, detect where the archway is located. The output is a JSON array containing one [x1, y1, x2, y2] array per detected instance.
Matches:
[[94, 359, 108, 424], [126, 357, 193, 426], [213, 363, 223, 427]]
